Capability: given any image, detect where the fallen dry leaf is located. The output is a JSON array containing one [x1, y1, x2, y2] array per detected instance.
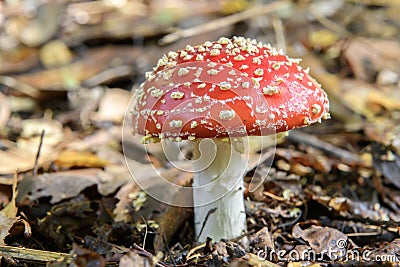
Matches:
[[0, 173, 19, 244], [18, 168, 103, 204], [341, 79, 400, 119], [67, 126, 123, 151], [249, 227, 275, 251], [372, 142, 400, 190], [0, 139, 60, 175], [368, 238, 400, 263], [70, 244, 106, 267], [0, 46, 39, 74], [53, 150, 109, 169], [292, 223, 348, 260], [119, 251, 149, 267], [342, 37, 400, 82], [113, 182, 138, 223], [97, 165, 132, 196], [15, 47, 139, 91], [0, 118, 66, 174], [365, 117, 400, 155], [21, 118, 64, 146], [0, 92, 10, 130], [91, 88, 132, 123]]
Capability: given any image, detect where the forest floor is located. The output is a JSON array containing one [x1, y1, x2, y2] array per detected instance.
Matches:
[[0, 0, 400, 266]]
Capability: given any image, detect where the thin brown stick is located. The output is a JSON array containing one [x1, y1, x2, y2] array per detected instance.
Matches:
[[196, 207, 217, 241], [159, 1, 291, 45], [287, 130, 363, 166], [0, 245, 70, 263], [272, 15, 286, 53], [32, 130, 45, 177]]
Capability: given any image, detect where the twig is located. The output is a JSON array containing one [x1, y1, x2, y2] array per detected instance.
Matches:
[[83, 65, 133, 87], [230, 228, 256, 242], [186, 243, 206, 261], [272, 15, 286, 53], [0, 245, 70, 263], [159, 1, 291, 45], [131, 244, 169, 267], [140, 215, 148, 250], [287, 130, 363, 166], [32, 129, 45, 177], [310, 9, 351, 37], [196, 207, 217, 241], [277, 210, 303, 228], [162, 235, 177, 267]]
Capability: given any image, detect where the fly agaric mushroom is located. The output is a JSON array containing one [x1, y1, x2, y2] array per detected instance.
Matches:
[[131, 36, 330, 242]]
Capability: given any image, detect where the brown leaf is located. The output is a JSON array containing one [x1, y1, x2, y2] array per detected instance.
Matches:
[[249, 227, 275, 251], [371, 142, 400, 190], [275, 148, 332, 173], [15, 47, 139, 91], [369, 238, 400, 262], [113, 182, 138, 223], [67, 126, 123, 152], [70, 244, 106, 267], [0, 173, 19, 245], [90, 88, 132, 123], [53, 150, 108, 169], [365, 117, 400, 155], [18, 169, 102, 204], [292, 224, 348, 260], [119, 251, 150, 267], [0, 139, 56, 175], [96, 165, 131, 196], [0, 92, 10, 130], [0, 47, 39, 74], [0, 118, 68, 175], [341, 79, 400, 119], [342, 37, 400, 82]]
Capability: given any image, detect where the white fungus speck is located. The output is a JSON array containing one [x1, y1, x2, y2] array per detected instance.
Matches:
[[219, 81, 231, 90], [311, 104, 321, 114], [196, 54, 204, 61], [242, 82, 250, 89], [218, 37, 230, 44], [169, 120, 183, 128], [234, 55, 246, 61], [263, 86, 279, 95], [178, 68, 189, 76], [197, 83, 207, 88], [219, 110, 236, 120], [254, 69, 264, 76], [207, 69, 219, 75], [171, 91, 185, 99], [151, 88, 163, 98], [190, 121, 198, 128], [210, 49, 220, 56]]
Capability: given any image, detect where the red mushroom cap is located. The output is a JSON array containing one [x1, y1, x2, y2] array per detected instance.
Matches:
[[132, 36, 330, 142]]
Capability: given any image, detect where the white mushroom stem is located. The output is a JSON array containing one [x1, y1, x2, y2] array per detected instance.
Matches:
[[192, 138, 247, 242]]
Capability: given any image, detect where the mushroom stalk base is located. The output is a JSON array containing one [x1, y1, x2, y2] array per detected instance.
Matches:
[[192, 138, 247, 242]]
